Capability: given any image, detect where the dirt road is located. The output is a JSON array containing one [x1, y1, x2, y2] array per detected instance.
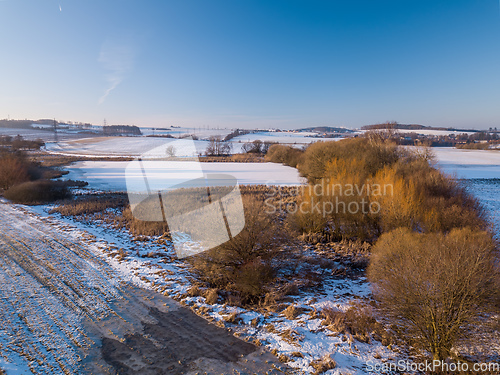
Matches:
[[0, 203, 287, 374]]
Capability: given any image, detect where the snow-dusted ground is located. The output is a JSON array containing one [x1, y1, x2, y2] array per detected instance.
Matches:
[[3, 134, 500, 373], [0, 202, 156, 374], [19, 202, 403, 375], [0, 202, 287, 375], [65, 161, 305, 191], [10, 177, 498, 375]]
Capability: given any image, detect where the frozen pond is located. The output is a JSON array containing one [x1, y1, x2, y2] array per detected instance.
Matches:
[[65, 161, 305, 191], [431, 147, 500, 179]]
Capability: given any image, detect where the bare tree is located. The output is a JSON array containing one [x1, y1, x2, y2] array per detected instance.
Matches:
[[205, 136, 232, 156], [367, 227, 499, 361], [165, 145, 176, 157]]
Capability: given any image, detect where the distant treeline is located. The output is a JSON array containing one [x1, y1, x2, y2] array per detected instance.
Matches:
[[0, 119, 142, 136], [0, 120, 34, 129], [223, 128, 252, 141], [102, 125, 142, 136], [0, 135, 44, 150], [362, 122, 481, 133], [297, 126, 355, 133]]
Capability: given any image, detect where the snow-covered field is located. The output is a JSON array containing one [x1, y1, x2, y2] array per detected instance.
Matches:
[[231, 131, 344, 145], [21, 202, 403, 375], [0, 127, 81, 142]]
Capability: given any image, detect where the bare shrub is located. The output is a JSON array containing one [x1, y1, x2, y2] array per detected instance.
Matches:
[[190, 196, 289, 305], [321, 303, 382, 344], [298, 137, 400, 184], [368, 227, 500, 360], [204, 288, 219, 304]]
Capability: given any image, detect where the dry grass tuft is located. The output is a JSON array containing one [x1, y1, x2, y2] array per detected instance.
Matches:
[[282, 304, 308, 320], [187, 285, 202, 297], [204, 288, 219, 305], [223, 312, 242, 324], [310, 355, 336, 375], [321, 302, 387, 344]]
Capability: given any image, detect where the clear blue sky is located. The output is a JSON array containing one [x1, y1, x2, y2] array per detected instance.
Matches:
[[1, 0, 499, 129]]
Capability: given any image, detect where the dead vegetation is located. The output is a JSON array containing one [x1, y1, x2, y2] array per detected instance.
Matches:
[[320, 302, 392, 345], [50, 194, 128, 216], [4, 180, 72, 204], [310, 354, 336, 375]]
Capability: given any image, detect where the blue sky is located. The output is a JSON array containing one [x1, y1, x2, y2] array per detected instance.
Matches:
[[1, 0, 499, 129]]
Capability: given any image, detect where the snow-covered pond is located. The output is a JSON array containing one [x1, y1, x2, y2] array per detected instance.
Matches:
[[65, 161, 305, 191], [432, 147, 500, 179], [428, 148, 500, 238], [462, 179, 500, 239]]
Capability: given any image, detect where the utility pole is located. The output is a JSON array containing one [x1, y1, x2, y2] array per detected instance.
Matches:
[[53, 118, 58, 143]]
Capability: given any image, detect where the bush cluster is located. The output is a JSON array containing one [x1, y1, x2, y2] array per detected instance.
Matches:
[[291, 135, 486, 241], [4, 180, 70, 204], [265, 144, 304, 168]]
